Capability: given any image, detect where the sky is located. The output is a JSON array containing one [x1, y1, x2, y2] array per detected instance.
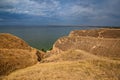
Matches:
[[0, 0, 120, 26]]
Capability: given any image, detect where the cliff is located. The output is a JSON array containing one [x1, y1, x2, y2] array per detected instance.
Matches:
[[1, 29, 120, 80], [51, 28, 120, 59]]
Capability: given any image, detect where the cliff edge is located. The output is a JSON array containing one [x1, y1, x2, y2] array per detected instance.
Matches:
[[51, 28, 120, 59], [0, 33, 43, 77]]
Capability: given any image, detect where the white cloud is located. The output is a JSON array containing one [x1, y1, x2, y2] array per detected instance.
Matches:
[[70, 5, 94, 16], [1, 0, 119, 18], [0, 0, 61, 16], [0, 0, 120, 26], [0, 0, 17, 3], [57, 4, 95, 18]]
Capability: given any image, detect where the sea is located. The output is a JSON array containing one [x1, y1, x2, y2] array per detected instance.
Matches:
[[0, 25, 98, 50]]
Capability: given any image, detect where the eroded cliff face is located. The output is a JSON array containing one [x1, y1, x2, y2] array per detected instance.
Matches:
[[51, 28, 120, 59], [0, 33, 43, 76]]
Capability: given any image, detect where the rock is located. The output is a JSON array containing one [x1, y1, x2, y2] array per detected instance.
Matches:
[[36, 50, 45, 61]]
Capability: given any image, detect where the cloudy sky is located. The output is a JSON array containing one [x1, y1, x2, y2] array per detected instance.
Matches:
[[0, 0, 120, 26]]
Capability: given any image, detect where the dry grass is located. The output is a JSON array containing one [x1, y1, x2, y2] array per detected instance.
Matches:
[[52, 28, 120, 57], [0, 49, 38, 76], [0, 33, 39, 77], [2, 49, 120, 80], [52, 28, 120, 59], [42, 49, 99, 62], [69, 28, 120, 38], [0, 33, 31, 50], [3, 59, 120, 80], [43, 49, 120, 63]]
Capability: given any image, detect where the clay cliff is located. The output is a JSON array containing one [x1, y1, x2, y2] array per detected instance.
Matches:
[[51, 28, 120, 59]]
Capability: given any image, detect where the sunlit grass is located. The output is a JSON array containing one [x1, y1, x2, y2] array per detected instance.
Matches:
[[3, 49, 120, 80], [3, 59, 120, 80]]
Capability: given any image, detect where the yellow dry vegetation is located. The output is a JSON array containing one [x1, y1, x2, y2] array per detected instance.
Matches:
[[0, 33, 31, 50], [0, 49, 37, 76], [3, 49, 120, 80], [0, 33, 38, 78], [3, 60, 120, 80], [69, 28, 120, 38], [43, 49, 120, 62], [52, 28, 120, 59]]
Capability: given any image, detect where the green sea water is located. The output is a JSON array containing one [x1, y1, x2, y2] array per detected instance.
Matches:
[[0, 26, 92, 50]]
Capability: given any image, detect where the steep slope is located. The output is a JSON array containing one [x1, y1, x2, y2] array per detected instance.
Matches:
[[51, 28, 120, 59], [0, 33, 40, 77], [0, 49, 37, 76]]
